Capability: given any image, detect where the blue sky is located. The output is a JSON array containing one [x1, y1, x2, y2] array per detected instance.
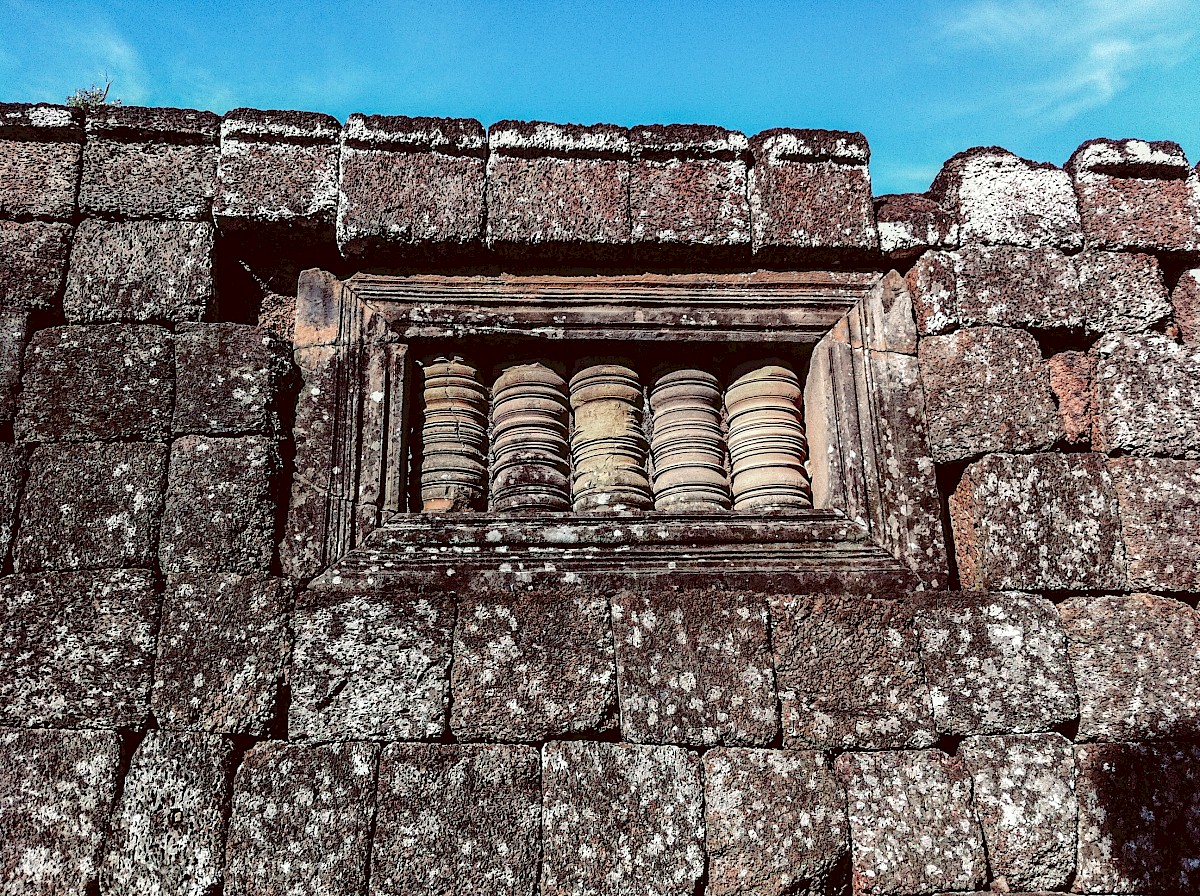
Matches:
[[3, 0, 1198, 195]]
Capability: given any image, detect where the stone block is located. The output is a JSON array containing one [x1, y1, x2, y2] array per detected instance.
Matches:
[[1110, 457, 1200, 591], [0, 103, 82, 220], [63, 219, 215, 323], [1047, 350, 1095, 445], [874, 192, 958, 261], [224, 741, 379, 896], [0, 727, 121, 896], [541, 740, 705, 896], [79, 105, 219, 220], [0, 443, 22, 559], [159, 435, 277, 574], [0, 311, 25, 427], [1075, 742, 1200, 893], [913, 592, 1077, 736], [152, 572, 291, 735], [487, 120, 631, 250], [1077, 249, 1171, 334], [704, 748, 848, 896], [771, 594, 935, 750], [0, 221, 71, 311], [1060, 593, 1200, 741], [1174, 268, 1200, 345], [928, 146, 1082, 249], [749, 128, 877, 258], [629, 124, 750, 246], [949, 452, 1125, 591], [960, 733, 1076, 892], [173, 322, 290, 435], [451, 589, 616, 742], [371, 743, 540, 896], [100, 731, 233, 896], [904, 250, 960, 335], [918, 326, 1062, 463], [289, 585, 453, 740], [15, 442, 167, 571], [1067, 138, 1200, 253], [338, 114, 485, 256], [16, 324, 173, 441], [215, 108, 340, 233], [0, 569, 156, 728], [835, 749, 987, 896], [1095, 332, 1200, 457], [612, 590, 776, 747]]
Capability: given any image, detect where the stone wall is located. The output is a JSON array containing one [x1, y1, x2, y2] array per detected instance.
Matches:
[[1, 100, 1199, 895]]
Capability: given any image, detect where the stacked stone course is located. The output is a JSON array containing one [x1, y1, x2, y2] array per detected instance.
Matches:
[[2, 99, 1200, 894]]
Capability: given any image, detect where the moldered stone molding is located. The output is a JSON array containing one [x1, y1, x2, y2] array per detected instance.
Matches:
[[287, 267, 946, 592]]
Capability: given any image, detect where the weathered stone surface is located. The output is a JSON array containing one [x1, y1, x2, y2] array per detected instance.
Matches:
[[874, 192, 958, 261], [419, 355, 489, 511], [0, 727, 121, 896], [215, 108, 340, 231], [904, 250, 959, 335], [1047, 350, 1096, 445], [1075, 742, 1200, 893], [289, 586, 453, 740], [1060, 593, 1200, 741], [1109, 457, 1200, 591], [836, 750, 987, 896], [541, 740, 705, 896], [153, 572, 291, 735], [629, 124, 750, 246], [79, 105, 219, 220], [772, 595, 934, 750], [949, 452, 1125, 591], [1077, 249, 1171, 334], [1068, 138, 1200, 253], [919, 326, 1062, 463], [173, 322, 290, 435], [0, 569, 156, 728], [961, 733, 1076, 892], [928, 147, 1082, 250], [749, 128, 877, 256], [16, 324, 173, 441], [371, 743, 540, 896], [0, 103, 82, 220], [1094, 332, 1200, 457], [224, 741, 379, 896], [914, 592, 1077, 736], [704, 748, 848, 896], [159, 435, 277, 574], [0, 443, 22, 559], [101, 731, 232, 896], [15, 442, 167, 571], [63, 219, 215, 323], [0, 312, 25, 428], [612, 590, 775, 747], [1174, 268, 1200, 346], [451, 589, 616, 742], [0, 221, 71, 311], [338, 114, 485, 256], [488, 120, 631, 249]]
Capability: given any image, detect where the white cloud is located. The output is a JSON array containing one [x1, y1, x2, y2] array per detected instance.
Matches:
[[940, 0, 1194, 123]]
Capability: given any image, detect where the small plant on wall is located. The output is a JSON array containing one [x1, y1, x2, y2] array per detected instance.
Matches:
[[66, 78, 122, 109]]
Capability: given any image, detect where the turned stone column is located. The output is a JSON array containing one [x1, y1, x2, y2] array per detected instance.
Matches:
[[419, 355, 488, 512], [724, 362, 812, 511], [489, 361, 571, 513], [569, 362, 653, 513], [648, 368, 731, 512]]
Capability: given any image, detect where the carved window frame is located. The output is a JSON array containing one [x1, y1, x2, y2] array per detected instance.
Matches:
[[291, 268, 947, 593]]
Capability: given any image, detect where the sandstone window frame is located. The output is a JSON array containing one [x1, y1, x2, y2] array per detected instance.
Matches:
[[292, 268, 946, 593]]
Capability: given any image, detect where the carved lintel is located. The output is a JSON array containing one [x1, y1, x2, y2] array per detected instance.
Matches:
[[490, 361, 571, 513], [569, 362, 653, 513], [649, 368, 731, 512], [419, 356, 488, 512], [725, 362, 813, 512]]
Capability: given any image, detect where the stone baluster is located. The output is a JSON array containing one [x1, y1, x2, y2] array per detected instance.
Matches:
[[724, 362, 812, 511], [648, 368, 731, 512], [489, 361, 571, 513], [419, 355, 488, 512], [569, 362, 653, 513]]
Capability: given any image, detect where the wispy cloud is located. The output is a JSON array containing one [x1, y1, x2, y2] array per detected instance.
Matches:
[[940, 0, 1193, 123]]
